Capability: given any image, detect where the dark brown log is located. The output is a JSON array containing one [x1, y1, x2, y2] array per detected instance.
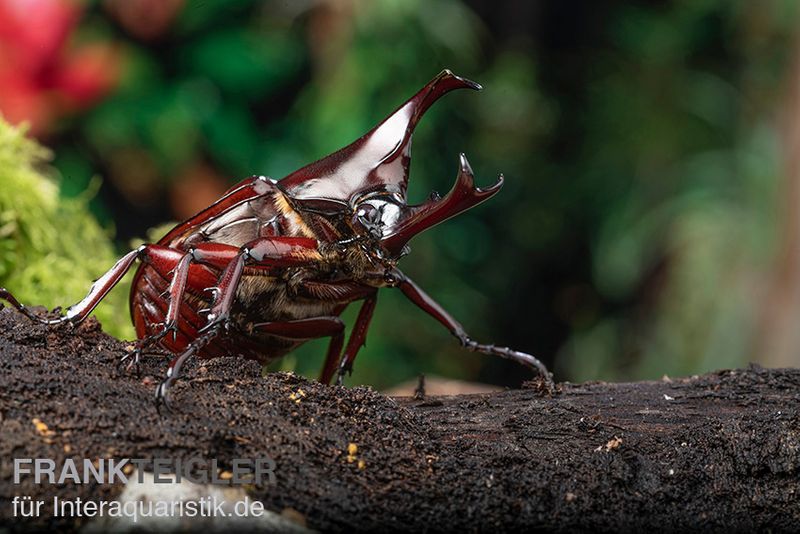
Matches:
[[0, 308, 798, 532]]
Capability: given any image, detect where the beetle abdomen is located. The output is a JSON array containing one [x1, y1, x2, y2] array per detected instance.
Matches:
[[131, 259, 340, 363]]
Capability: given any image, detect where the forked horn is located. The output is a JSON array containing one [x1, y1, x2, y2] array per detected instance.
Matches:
[[381, 154, 503, 256]]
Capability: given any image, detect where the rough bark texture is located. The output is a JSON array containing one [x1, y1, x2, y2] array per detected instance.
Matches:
[[0, 307, 799, 532]]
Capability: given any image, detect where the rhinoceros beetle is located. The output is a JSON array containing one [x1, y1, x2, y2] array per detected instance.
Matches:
[[0, 70, 552, 409]]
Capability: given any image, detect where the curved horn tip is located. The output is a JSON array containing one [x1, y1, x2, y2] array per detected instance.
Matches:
[[439, 69, 482, 91], [458, 152, 472, 171], [477, 174, 504, 195], [491, 173, 505, 190], [473, 168, 504, 194], [460, 76, 483, 91]]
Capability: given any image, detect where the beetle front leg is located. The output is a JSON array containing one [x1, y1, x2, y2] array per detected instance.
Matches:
[[390, 269, 553, 386]]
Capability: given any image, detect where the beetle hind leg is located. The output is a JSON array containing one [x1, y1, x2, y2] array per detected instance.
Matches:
[[2, 245, 187, 329], [0, 288, 69, 325]]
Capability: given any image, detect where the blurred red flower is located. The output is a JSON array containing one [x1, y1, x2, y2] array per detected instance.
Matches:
[[0, 0, 120, 136]]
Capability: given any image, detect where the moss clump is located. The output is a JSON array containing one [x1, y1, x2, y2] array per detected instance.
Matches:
[[0, 117, 134, 339]]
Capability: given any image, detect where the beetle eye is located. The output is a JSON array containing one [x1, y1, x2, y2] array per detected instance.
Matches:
[[352, 203, 383, 238], [356, 204, 380, 224], [351, 196, 403, 238]]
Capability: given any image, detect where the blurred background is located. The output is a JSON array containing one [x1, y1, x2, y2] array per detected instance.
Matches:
[[1, 0, 799, 389]]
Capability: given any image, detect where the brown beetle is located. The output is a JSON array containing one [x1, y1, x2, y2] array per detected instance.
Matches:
[[0, 70, 551, 408]]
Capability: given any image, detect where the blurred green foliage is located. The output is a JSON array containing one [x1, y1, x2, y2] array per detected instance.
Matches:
[[0, 117, 133, 339], [555, 1, 798, 381], [4, 0, 798, 387]]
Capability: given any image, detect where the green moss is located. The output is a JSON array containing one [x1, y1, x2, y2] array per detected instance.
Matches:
[[0, 117, 134, 339]]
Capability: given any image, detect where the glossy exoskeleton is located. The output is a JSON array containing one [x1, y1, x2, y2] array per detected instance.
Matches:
[[0, 70, 551, 408]]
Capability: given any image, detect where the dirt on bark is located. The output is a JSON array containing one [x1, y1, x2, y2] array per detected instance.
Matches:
[[1, 307, 799, 532]]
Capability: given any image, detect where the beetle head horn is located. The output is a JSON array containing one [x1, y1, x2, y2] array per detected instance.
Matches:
[[279, 69, 481, 203], [380, 153, 503, 257]]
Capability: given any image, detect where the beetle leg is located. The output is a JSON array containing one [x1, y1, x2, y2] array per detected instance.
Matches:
[[146, 241, 254, 336], [120, 250, 197, 375], [390, 268, 553, 386], [200, 237, 321, 333], [155, 346, 196, 414], [252, 317, 346, 384], [161, 251, 193, 340], [334, 293, 378, 385], [117, 328, 171, 377], [0, 288, 55, 324], [131, 241, 262, 379], [155, 316, 346, 412], [155, 323, 221, 413], [288, 280, 378, 384], [200, 253, 245, 333]]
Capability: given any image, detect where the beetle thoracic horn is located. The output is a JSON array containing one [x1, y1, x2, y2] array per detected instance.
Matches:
[[279, 69, 482, 204]]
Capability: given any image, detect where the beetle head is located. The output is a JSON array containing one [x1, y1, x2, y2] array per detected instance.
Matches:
[[280, 69, 503, 258]]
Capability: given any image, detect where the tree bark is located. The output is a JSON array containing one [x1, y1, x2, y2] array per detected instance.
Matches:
[[0, 308, 798, 532]]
